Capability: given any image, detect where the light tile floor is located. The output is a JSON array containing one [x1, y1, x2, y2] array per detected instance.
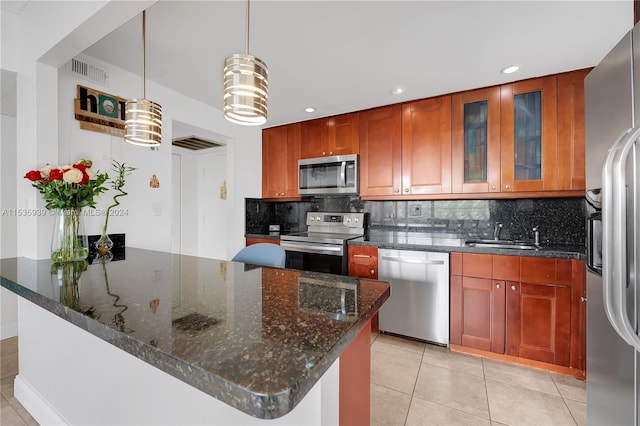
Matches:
[[0, 335, 586, 425], [1, 337, 37, 426], [371, 333, 587, 426]]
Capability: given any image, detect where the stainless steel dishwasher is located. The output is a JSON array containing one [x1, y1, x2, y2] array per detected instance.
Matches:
[[378, 249, 449, 345]]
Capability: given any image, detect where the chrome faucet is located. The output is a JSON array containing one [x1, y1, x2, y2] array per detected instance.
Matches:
[[493, 222, 503, 240], [533, 227, 540, 245]]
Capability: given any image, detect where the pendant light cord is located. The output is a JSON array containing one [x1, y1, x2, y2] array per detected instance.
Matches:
[[142, 10, 146, 98], [245, 0, 250, 55]]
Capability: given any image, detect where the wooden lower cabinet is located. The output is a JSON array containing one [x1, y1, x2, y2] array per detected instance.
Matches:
[[450, 275, 505, 353], [348, 245, 379, 332], [506, 281, 571, 366], [339, 322, 371, 426], [245, 237, 280, 246], [451, 252, 585, 371]]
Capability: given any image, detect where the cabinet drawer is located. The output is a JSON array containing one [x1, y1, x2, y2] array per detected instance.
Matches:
[[521, 257, 572, 286], [461, 253, 493, 278], [349, 246, 378, 265], [348, 246, 379, 279], [493, 255, 520, 281]]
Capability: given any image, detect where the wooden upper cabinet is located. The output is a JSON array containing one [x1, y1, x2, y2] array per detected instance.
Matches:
[[262, 123, 301, 199], [329, 113, 359, 156], [300, 113, 359, 159], [452, 87, 501, 194], [500, 75, 558, 192], [359, 105, 403, 197], [401, 96, 452, 195], [300, 119, 324, 158], [557, 69, 589, 192]]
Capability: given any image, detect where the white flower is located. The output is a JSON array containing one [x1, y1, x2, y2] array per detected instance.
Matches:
[[85, 168, 96, 179], [63, 168, 83, 184], [39, 164, 52, 179]]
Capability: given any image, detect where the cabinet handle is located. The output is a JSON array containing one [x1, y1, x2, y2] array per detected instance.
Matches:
[[329, 151, 333, 155], [370, 269, 375, 275], [511, 285, 517, 291], [496, 283, 501, 289], [322, 151, 326, 155], [492, 185, 497, 190], [404, 188, 409, 193], [353, 254, 371, 258], [505, 184, 511, 189], [581, 296, 587, 302], [394, 188, 400, 193]]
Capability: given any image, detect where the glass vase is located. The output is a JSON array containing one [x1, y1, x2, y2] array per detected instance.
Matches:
[[51, 208, 88, 263], [52, 261, 87, 311]]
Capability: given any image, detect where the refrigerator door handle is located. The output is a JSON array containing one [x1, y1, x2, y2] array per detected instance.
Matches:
[[602, 127, 634, 343], [610, 126, 640, 350]]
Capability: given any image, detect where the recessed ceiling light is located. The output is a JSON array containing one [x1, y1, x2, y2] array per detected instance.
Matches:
[[304, 107, 316, 113], [500, 65, 520, 74], [391, 87, 404, 95]]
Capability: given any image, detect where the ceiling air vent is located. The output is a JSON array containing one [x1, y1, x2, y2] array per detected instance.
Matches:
[[172, 135, 224, 151], [65, 58, 109, 86]]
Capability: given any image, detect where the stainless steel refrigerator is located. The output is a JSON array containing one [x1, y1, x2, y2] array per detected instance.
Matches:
[[585, 24, 640, 425]]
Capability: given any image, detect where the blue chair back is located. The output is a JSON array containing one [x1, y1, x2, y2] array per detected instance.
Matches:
[[231, 243, 286, 268]]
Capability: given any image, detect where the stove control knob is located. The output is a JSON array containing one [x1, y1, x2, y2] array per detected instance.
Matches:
[[315, 216, 321, 221], [354, 217, 359, 222], [345, 217, 351, 222]]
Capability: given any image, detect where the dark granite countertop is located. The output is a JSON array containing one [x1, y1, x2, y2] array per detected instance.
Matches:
[[246, 231, 585, 260], [0, 248, 390, 419], [349, 231, 585, 260]]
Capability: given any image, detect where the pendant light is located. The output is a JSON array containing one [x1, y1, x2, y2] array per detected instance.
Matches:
[[223, 0, 268, 126], [125, 10, 162, 146]]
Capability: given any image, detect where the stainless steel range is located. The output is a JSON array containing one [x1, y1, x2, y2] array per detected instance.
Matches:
[[280, 212, 366, 275]]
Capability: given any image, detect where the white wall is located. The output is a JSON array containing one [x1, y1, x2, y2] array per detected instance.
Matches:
[[1, 114, 17, 259], [3, 1, 157, 260], [3, 1, 262, 261], [0, 1, 263, 339], [198, 151, 228, 259]]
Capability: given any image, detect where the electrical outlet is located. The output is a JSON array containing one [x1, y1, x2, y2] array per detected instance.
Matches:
[[409, 204, 422, 217]]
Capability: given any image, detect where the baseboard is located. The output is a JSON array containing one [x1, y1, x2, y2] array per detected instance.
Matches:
[[14, 375, 69, 425], [449, 344, 587, 379]]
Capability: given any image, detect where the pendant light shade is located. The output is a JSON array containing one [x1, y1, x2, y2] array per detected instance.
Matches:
[[223, 0, 268, 126], [125, 10, 162, 146], [124, 98, 162, 146]]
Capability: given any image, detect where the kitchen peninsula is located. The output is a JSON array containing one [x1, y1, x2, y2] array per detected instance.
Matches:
[[0, 248, 390, 425]]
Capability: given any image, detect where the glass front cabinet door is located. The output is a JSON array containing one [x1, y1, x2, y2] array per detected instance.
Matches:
[[452, 87, 501, 193], [500, 76, 557, 192]]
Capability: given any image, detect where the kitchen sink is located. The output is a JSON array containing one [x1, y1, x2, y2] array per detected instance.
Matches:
[[464, 239, 541, 250]]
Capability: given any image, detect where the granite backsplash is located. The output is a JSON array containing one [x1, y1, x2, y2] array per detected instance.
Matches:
[[245, 197, 587, 246]]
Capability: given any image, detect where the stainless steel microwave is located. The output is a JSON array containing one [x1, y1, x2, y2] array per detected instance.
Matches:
[[298, 154, 359, 196]]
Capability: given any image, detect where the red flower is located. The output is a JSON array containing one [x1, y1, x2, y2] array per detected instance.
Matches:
[[73, 163, 88, 172], [80, 171, 89, 185], [49, 169, 63, 181], [24, 170, 42, 181]]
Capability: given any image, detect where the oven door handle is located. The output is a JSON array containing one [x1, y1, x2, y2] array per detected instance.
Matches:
[[281, 241, 344, 256]]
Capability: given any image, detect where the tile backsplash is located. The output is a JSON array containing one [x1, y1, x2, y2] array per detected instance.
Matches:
[[245, 197, 586, 246]]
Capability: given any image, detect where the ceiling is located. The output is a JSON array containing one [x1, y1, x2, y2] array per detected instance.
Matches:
[[5, 1, 635, 127]]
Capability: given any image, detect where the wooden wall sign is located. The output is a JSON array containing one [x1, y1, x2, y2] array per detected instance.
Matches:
[[74, 85, 126, 136]]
